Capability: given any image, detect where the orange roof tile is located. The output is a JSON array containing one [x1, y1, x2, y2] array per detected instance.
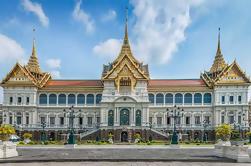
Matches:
[[45, 80, 103, 87], [148, 79, 206, 87]]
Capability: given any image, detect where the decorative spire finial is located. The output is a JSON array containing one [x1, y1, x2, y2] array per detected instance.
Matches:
[[217, 27, 221, 55], [27, 28, 42, 75], [123, 6, 129, 45], [210, 27, 227, 73]]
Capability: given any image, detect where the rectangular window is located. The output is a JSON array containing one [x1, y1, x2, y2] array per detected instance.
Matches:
[[17, 116, 22, 125], [18, 97, 22, 104], [97, 117, 100, 124], [221, 96, 225, 104], [60, 117, 64, 125], [79, 117, 83, 125], [195, 116, 200, 125], [88, 117, 92, 126], [166, 117, 170, 125], [228, 116, 234, 124], [26, 97, 30, 105], [238, 115, 241, 124], [221, 116, 224, 124], [149, 117, 153, 124], [229, 96, 234, 104], [26, 116, 29, 125], [41, 117, 45, 123], [204, 116, 210, 123], [185, 117, 190, 125], [157, 117, 162, 126], [50, 117, 55, 125], [238, 96, 242, 104], [9, 116, 13, 124], [9, 97, 13, 104]]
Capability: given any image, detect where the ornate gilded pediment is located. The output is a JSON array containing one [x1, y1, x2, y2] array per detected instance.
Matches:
[[1, 63, 37, 85], [215, 61, 250, 85]]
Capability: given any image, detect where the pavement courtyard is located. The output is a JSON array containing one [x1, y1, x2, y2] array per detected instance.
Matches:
[[1, 145, 251, 165]]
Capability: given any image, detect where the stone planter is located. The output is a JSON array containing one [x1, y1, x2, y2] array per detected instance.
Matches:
[[230, 140, 248, 146], [0, 141, 18, 158]]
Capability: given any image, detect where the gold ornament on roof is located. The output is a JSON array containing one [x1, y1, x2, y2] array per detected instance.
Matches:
[[210, 28, 227, 73]]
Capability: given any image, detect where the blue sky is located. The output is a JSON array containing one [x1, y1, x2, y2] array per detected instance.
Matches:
[[0, 0, 251, 102]]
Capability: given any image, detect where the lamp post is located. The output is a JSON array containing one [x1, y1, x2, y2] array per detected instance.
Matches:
[[41, 121, 46, 143], [64, 106, 80, 144], [167, 105, 184, 144], [202, 119, 210, 142]]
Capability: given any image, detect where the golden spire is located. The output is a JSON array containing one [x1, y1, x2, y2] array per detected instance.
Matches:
[[26, 28, 42, 74], [210, 28, 227, 73], [123, 6, 129, 45]]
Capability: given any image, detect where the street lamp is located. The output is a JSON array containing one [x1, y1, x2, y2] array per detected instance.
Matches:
[[202, 119, 210, 142], [167, 105, 184, 144], [64, 106, 81, 144], [41, 121, 46, 143]]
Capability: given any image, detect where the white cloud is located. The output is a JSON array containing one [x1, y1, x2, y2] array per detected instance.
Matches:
[[102, 9, 117, 22], [21, 0, 49, 27], [72, 0, 95, 33], [93, 39, 122, 60], [46, 58, 61, 69], [50, 70, 61, 79], [93, 0, 204, 64], [0, 34, 25, 63]]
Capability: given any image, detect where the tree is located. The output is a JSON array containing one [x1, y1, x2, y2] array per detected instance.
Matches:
[[23, 133, 32, 140], [0, 124, 16, 141], [215, 124, 232, 141]]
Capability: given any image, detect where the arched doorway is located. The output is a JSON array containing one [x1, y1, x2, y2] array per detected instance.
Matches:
[[120, 109, 129, 125], [108, 110, 114, 126], [121, 131, 128, 142]]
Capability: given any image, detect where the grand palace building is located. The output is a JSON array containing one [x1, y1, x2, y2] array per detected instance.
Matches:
[[1, 19, 250, 142]]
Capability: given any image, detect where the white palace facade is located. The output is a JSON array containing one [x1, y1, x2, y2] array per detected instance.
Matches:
[[1, 22, 250, 142]]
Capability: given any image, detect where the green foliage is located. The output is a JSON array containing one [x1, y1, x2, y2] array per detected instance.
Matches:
[[215, 124, 232, 141], [108, 133, 113, 139], [134, 133, 141, 140], [18, 141, 25, 145], [23, 133, 32, 139], [28, 141, 35, 145], [231, 130, 241, 141], [246, 132, 251, 137], [0, 124, 16, 141]]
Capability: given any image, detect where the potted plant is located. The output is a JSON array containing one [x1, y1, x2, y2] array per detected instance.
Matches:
[[134, 133, 141, 143], [108, 133, 113, 144], [246, 132, 251, 143], [215, 124, 231, 146], [23, 133, 32, 144], [0, 124, 16, 141]]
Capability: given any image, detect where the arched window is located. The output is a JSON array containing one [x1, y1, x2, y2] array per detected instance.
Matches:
[[156, 93, 164, 104], [148, 93, 154, 104], [77, 94, 85, 105], [49, 94, 57, 105], [184, 93, 192, 104], [58, 94, 66, 105], [108, 110, 114, 126], [204, 93, 212, 104], [165, 93, 173, 104], [175, 93, 183, 104], [39, 94, 47, 105], [87, 94, 94, 104], [68, 94, 76, 105], [136, 110, 142, 126], [194, 93, 202, 104], [96, 94, 102, 104]]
